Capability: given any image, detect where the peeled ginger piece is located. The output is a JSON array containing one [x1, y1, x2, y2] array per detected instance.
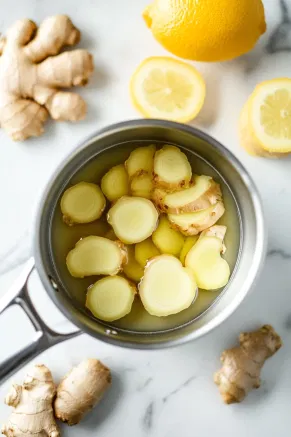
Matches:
[[61, 182, 106, 225], [185, 226, 230, 290], [66, 236, 127, 278], [152, 215, 184, 256], [101, 164, 129, 202], [130, 173, 154, 199], [153, 145, 192, 190], [139, 255, 197, 317], [123, 245, 144, 282], [86, 276, 136, 322], [108, 196, 159, 244], [153, 175, 221, 214], [180, 236, 198, 265], [135, 238, 160, 268], [168, 202, 225, 236], [125, 144, 156, 178]]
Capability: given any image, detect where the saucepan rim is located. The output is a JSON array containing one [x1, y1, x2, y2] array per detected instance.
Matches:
[[33, 119, 266, 349]]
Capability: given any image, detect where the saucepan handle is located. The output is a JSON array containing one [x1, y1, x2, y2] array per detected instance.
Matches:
[[0, 258, 81, 384]]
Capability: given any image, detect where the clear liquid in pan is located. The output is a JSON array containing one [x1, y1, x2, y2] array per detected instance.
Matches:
[[51, 142, 241, 333]]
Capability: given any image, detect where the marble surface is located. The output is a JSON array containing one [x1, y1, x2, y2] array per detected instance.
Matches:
[[0, 0, 291, 435]]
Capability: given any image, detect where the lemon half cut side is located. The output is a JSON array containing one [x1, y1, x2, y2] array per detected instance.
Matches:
[[130, 57, 206, 123], [249, 78, 291, 153]]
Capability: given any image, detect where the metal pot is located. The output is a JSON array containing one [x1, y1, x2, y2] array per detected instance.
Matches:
[[0, 120, 266, 384]]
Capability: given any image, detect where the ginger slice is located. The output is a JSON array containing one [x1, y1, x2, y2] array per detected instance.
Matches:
[[214, 325, 282, 404], [179, 236, 198, 265], [168, 202, 225, 236], [152, 215, 184, 257], [55, 359, 111, 425], [135, 238, 160, 268], [125, 144, 156, 178], [66, 236, 127, 278], [107, 196, 159, 244], [130, 173, 154, 199], [86, 276, 136, 322], [101, 164, 129, 202], [0, 15, 94, 141], [153, 145, 192, 190], [185, 225, 230, 290], [139, 255, 197, 317], [153, 175, 221, 214], [123, 245, 144, 282], [2, 365, 60, 437], [61, 182, 106, 225]]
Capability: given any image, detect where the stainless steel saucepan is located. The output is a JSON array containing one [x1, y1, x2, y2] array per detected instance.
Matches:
[[0, 120, 266, 384]]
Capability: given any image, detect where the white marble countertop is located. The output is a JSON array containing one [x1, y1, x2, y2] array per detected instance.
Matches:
[[0, 0, 291, 435]]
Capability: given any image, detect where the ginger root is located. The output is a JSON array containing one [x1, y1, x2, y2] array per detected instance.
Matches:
[[2, 364, 60, 437], [54, 359, 111, 425], [214, 325, 282, 404], [0, 15, 94, 141]]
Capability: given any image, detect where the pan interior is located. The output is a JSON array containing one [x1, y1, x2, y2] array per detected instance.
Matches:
[[49, 140, 241, 334]]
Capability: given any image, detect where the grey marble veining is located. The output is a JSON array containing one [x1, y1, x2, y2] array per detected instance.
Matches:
[[142, 401, 154, 431], [267, 248, 291, 260], [267, 0, 291, 53]]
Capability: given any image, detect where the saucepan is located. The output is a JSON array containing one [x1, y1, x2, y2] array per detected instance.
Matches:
[[0, 119, 266, 384]]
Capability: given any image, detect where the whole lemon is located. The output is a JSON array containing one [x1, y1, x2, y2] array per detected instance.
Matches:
[[143, 0, 266, 62]]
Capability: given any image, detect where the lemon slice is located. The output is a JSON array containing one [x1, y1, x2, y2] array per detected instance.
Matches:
[[130, 57, 206, 123], [247, 78, 291, 154]]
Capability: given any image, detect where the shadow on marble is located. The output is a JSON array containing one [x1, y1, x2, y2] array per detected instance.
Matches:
[[87, 63, 111, 90], [74, 27, 96, 51], [237, 45, 267, 75]]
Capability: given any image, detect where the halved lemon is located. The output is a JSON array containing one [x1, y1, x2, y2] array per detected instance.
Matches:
[[241, 78, 291, 156], [130, 57, 206, 123]]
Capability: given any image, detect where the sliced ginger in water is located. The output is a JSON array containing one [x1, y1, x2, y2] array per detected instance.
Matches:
[[168, 202, 225, 236], [101, 164, 129, 202], [66, 236, 127, 278], [130, 173, 154, 199], [125, 144, 156, 178], [185, 225, 230, 290], [153, 145, 192, 190], [152, 215, 184, 257], [123, 245, 144, 282], [153, 175, 221, 214], [135, 238, 160, 268], [86, 276, 136, 322], [61, 182, 106, 225], [139, 255, 197, 317], [108, 196, 159, 244], [179, 236, 198, 265]]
